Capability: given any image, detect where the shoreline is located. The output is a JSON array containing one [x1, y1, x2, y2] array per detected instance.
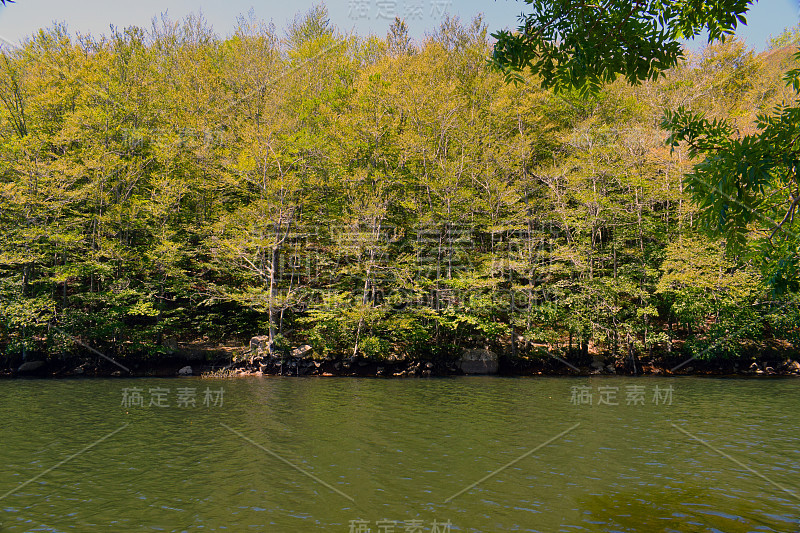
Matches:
[[3, 351, 800, 379]]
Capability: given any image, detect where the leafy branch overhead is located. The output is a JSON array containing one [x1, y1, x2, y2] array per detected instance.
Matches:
[[491, 0, 751, 92]]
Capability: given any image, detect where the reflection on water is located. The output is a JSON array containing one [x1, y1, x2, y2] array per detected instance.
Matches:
[[0, 376, 798, 532]]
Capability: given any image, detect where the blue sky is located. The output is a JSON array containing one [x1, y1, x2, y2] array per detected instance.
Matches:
[[0, 0, 797, 50]]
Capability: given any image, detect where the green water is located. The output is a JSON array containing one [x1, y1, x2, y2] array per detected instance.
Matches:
[[0, 377, 798, 532]]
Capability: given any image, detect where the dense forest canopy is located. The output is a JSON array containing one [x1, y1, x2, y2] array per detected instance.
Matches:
[[1, 6, 799, 365]]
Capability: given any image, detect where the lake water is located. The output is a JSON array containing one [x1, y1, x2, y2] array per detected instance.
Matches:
[[1, 377, 798, 532]]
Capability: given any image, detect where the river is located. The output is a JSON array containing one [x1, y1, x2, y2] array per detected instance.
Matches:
[[1, 376, 798, 532]]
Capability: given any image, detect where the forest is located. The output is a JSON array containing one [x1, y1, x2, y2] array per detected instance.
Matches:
[[2, 6, 800, 370]]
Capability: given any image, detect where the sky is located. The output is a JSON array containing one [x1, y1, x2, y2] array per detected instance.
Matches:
[[0, 0, 797, 51]]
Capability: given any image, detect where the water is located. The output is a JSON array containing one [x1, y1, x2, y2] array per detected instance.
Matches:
[[0, 376, 798, 532]]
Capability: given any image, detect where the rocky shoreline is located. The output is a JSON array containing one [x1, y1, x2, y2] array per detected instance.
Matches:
[[3, 340, 800, 379]]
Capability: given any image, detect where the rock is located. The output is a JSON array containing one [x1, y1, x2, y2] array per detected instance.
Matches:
[[322, 372, 333, 376], [426, 362, 433, 369], [605, 364, 616, 373], [459, 348, 498, 375], [376, 366, 384, 375], [178, 365, 192, 376], [111, 370, 122, 377], [786, 360, 800, 373], [358, 360, 368, 367], [591, 356, 605, 370], [291, 344, 313, 358], [249, 336, 271, 356], [73, 367, 84, 375], [334, 362, 342, 370], [765, 366, 776, 375], [17, 361, 45, 373], [749, 362, 760, 372], [313, 361, 321, 368]]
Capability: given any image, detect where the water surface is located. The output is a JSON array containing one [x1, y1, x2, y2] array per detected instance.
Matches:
[[1, 376, 798, 532]]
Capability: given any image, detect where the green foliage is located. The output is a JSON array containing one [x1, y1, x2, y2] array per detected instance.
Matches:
[[656, 236, 760, 332], [491, 0, 750, 92], [663, 50, 800, 291], [0, 10, 796, 366], [493, 2, 800, 296]]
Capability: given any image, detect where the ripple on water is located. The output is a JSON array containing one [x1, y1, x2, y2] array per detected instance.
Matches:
[[0, 377, 798, 531]]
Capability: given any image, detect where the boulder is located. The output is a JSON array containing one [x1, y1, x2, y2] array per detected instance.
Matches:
[[460, 348, 498, 375], [178, 365, 192, 376], [17, 360, 45, 374], [291, 344, 313, 358], [250, 336, 271, 356], [591, 356, 605, 370]]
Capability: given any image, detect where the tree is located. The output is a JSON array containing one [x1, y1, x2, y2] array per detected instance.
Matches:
[[387, 17, 412, 56], [491, 0, 751, 92]]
